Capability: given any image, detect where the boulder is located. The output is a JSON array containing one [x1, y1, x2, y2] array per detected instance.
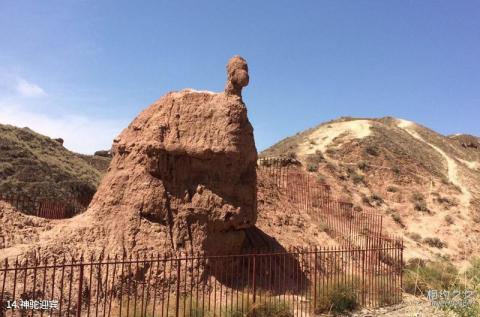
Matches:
[[94, 150, 112, 157]]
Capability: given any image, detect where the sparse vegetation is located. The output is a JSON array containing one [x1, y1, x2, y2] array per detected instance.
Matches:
[[286, 152, 297, 159], [473, 213, 480, 224], [403, 258, 458, 295], [423, 237, 446, 248], [361, 194, 372, 206], [248, 302, 293, 317], [305, 151, 324, 172], [414, 201, 429, 212], [325, 148, 335, 155], [407, 232, 422, 242], [385, 208, 395, 214], [353, 205, 363, 212], [306, 163, 318, 172], [386, 185, 399, 193], [357, 161, 369, 171], [404, 258, 480, 317], [391, 166, 401, 175], [391, 212, 404, 227], [444, 215, 454, 225], [314, 277, 360, 314], [370, 193, 384, 205], [0, 124, 105, 198], [318, 222, 329, 232], [435, 195, 458, 208], [365, 145, 380, 156], [351, 173, 365, 185], [411, 191, 430, 212]]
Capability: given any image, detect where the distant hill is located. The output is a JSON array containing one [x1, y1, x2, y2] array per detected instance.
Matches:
[[0, 123, 111, 198], [261, 117, 480, 264]]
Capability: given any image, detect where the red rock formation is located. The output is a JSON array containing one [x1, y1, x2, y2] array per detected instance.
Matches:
[[91, 88, 257, 251]]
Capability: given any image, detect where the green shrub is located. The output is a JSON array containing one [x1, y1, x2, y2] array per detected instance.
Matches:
[[386, 185, 399, 193], [370, 193, 384, 205], [314, 278, 360, 314], [361, 194, 372, 206], [365, 146, 379, 156], [391, 166, 401, 174], [318, 222, 329, 232], [352, 173, 365, 185], [407, 232, 422, 242], [286, 152, 296, 159], [403, 258, 458, 295], [391, 212, 403, 226], [305, 152, 324, 172], [444, 215, 454, 225], [353, 205, 363, 212], [411, 191, 425, 202], [247, 301, 293, 317], [411, 192, 429, 212], [439, 259, 480, 317], [325, 148, 335, 155], [414, 201, 429, 212], [385, 208, 395, 215], [467, 258, 480, 284], [306, 163, 318, 172], [177, 296, 208, 317], [452, 184, 463, 193], [357, 161, 369, 171], [436, 196, 458, 208], [423, 237, 446, 248]]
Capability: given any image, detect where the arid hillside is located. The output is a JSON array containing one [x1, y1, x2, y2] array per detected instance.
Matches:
[[0, 123, 110, 198], [261, 117, 480, 266]]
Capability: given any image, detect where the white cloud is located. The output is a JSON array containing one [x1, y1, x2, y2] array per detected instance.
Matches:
[[0, 101, 126, 154], [15, 78, 47, 97]]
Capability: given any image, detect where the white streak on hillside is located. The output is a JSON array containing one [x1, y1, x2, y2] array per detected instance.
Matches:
[[396, 119, 472, 207]]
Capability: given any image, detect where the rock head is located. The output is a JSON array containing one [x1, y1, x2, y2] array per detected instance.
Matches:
[[86, 56, 257, 254], [225, 55, 249, 97]]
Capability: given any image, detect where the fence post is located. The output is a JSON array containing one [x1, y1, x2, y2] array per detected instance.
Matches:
[[175, 258, 181, 317], [362, 249, 366, 306], [400, 238, 404, 297], [313, 249, 318, 312], [76, 256, 84, 317], [1, 259, 8, 309], [252, 254, 256, 316]]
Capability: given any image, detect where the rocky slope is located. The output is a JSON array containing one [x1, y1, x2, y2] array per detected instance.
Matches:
[[0, 123, 110, 198], [261, 117, 480, 266]]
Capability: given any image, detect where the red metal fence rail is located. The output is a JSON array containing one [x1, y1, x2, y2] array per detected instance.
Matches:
[[0, 244, 403, 317], [258, 158, 387, 249], [0, 192, 90, 220]]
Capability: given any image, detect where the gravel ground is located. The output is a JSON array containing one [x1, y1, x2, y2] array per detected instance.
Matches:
[[349, 294, 456, 317]]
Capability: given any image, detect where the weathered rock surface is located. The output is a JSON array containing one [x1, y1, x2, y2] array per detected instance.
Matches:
[[88, 81, 257, 254], [225, 55, 249, 97]]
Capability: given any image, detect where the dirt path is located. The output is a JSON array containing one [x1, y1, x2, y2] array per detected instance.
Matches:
[[397, 119, 472, 207], [299, 120, 372, 155]]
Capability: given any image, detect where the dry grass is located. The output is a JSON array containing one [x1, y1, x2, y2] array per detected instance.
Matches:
[[0, 124, 108, 197]]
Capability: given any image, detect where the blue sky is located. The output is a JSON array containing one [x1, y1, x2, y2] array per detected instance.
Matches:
[[0, 1, 479, 154]]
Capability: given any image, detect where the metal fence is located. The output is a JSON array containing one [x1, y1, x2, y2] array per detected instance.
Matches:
[[0, 192, 91, 219], [257, 158, 386, 249], [0, 243, 403, 317]]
